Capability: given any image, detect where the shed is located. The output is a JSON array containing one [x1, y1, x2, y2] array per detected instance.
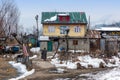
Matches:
[[39, 36, 51, 51]]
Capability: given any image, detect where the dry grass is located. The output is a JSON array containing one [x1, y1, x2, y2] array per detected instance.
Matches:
[[0, 57, 17, 79]]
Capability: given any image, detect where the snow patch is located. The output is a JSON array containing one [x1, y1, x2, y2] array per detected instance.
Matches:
[[29, 55, 37, 59], [78, 55, 105, 68], [9, 61, 35, 80], [30, 47, 40, 53], [51, 55, 120, 69]]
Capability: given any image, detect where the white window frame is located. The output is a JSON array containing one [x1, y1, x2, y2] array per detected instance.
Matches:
[[60, 26, 69, 34], [48, 26, 55, 33], [74, 26, 81, 32]]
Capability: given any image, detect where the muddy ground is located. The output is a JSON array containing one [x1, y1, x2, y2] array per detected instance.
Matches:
[[0, 56, 17, 80], [25, 64, 112, 80]]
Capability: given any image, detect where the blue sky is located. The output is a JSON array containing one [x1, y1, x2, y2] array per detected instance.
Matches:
[[15, 0, 120, 30]]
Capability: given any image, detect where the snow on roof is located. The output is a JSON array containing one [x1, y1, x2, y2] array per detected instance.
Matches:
[[38, 36, 49, 41], [44, 15, 57, 22], [95, 27, 120, 31], [44, 13, 69, 22], [57, 13, 69, 16]]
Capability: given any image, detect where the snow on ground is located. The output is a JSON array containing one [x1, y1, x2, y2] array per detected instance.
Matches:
[[106, 56, 120, 67], [78, 55, 105, 68], [8, 61, 35, 80], [8, 54, 37, 80], [79, 67, 120, 80], [29, 55, 37, 59], [11, 53, 23, 59], [30, 47, 40, 53], [69, 50, 85, 53], [51, 54, 120, 80], [97, 67, 120, 80], [49, 68, 65, 74], [51, 55, 120, 69], [51, 58, 77, 69]]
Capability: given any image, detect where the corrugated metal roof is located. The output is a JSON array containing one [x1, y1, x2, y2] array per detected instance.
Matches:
[[95, 27, 120, 31], [41, 12, 87, 24]]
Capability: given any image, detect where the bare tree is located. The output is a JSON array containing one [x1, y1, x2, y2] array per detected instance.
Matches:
[[0, 0, 20, 37], [32, 25, 37, 36]]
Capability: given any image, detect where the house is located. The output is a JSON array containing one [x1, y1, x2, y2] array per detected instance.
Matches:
[[95, 26, 120, 57], [41, 12, 88, 51], [27, 34, 37, 47], [86, 30, 101, 55]]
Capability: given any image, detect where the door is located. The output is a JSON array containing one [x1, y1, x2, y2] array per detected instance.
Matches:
[[100, 39, 105, 51], [47, 41, 53, 51]]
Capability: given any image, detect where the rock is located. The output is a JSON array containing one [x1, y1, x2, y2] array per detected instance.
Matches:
[[99, 62, 105, 68], [60, 61, 63, 64], [103, 58, 109, 64], [110, 60, 116, 64], [88, 64, 93, 68], [72, 59, 80, 62], [76, 63, 85, 69], [77, 63, 81, 69]]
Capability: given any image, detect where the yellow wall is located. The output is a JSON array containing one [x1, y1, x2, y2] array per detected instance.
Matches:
[[43, 24, 86, 37]]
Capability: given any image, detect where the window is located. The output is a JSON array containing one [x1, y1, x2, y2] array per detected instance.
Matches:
[[73, 40, 78, 45], [74, 26, 81, 32], [58, 15, 70, 22], [48, 26, 55, 32], [60, 26, 69, 34]]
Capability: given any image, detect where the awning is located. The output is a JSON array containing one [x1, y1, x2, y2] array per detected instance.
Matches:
[[38, 36, 49, 41]]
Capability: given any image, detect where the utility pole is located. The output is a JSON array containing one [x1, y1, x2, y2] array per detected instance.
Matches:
[[66, 29, 69, 52], [65, 28, 70, 63], [35, 15, 39, 47], [65, 28, 70, 52], [88, 16, 90, 30]]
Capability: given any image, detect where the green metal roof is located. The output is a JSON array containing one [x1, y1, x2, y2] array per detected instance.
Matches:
[[41, 12, 87, 24]]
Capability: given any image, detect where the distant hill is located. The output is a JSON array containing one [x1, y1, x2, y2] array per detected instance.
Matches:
[[94, 22, 120, 28]]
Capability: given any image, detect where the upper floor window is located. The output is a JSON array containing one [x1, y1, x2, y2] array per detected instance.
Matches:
[[60, 26, 69, 34], [74, 26, 81, 32], [58, 13, 70, 22], [48, 26, 55, 32]]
